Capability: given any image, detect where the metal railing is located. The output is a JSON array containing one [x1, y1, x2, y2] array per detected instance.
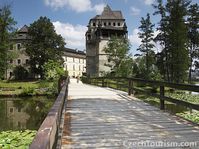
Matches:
[[29, 77, 69, 149], [89, 77, 199, 111]]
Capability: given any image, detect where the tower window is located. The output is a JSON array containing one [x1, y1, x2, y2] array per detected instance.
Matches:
[[87, 34, 91, 40]]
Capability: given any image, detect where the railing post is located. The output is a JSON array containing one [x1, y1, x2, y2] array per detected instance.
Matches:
[[102, 78, 105, 87], [160, 86, 165, 110], [128, 79, 132, 96]]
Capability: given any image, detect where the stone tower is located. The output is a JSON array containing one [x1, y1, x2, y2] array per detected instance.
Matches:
[[86, 5, 128, 77]]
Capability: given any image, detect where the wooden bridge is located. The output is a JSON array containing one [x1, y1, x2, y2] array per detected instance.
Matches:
[[30, 78, 199, 149]]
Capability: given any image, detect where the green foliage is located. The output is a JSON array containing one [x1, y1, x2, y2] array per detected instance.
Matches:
[[0, 5, 16, 79], [137, 13, 155, 73], [177, 112, 199, 123], [81, 76, 89, 84], [13, 66, 29, 80], [26, 16, 65, 78], [187, 4, 199, 83], [43, 60, 65, 80], [21, 86, 35, 96], [0, 130, 36, 149], [103, 37, 132, 77], [133, 56, 162, 80]]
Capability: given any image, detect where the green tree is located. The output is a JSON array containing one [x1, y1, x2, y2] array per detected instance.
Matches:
[[103, 37, 133, 77], [13, 66, 29, 80], [0, 5, 16, 79], [153, 0, 170, 81], [187, 3, 199, 83], [43, 60, 65, 80], [166, 0, 190, 83], [137, 13, 155, 73], [26, 16, 65, 78]]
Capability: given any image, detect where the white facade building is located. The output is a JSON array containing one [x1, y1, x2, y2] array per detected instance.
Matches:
[[62, 48, 86, 77]]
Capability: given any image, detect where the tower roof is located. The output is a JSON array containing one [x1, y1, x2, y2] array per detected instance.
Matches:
[[18, 25, 28, 33], [92, 5, 124, 20]]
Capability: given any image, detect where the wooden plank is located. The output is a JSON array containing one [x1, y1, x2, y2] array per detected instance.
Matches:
[[61, 79, 199, 149]]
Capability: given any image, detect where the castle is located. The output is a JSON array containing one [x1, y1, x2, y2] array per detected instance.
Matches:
[[86, 5, 128, 76]]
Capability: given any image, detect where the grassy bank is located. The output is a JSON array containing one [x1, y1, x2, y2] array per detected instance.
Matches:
[[0, 80, 54, 96]]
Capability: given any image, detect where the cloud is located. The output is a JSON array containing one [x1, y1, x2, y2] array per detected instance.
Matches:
[[53, 21, 87, 50], [44, 0, 105, 13], [130, 6, 141, 16], [128, 28, 141, 47], [144, 0, 155, 5], [93, 3, 106, 14]]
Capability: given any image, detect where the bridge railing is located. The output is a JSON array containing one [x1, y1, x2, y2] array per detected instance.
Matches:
[[89, 77, 199, 111], [29, 77, 69, 149]]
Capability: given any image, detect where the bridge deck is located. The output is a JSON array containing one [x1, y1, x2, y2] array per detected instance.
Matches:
[[61, 79, 199, 149]]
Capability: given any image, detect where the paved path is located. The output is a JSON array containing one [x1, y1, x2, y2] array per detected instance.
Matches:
[[61, 79, 199, 148]]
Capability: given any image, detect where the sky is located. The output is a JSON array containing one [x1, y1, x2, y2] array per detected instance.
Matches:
[[1, 0, 198, 55]]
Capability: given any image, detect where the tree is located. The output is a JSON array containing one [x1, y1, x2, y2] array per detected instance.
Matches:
[[166, 0, 190, 83], [153, 0, 170, 81], [26, 16, 65, 78], [137, 13, 155, 73], [0, 5, 16, 79], [187, 3, 199, 83], [43, 60, 65, 80], [103, 37, 133, 77], [13, 66, 29, 80]]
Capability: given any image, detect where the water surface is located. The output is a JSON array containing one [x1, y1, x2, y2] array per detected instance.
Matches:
[[0, 96, 55, 131]]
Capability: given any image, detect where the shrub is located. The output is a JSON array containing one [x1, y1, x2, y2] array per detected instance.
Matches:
[[13, 66, 29, 80], [21, 86, 35, 96]]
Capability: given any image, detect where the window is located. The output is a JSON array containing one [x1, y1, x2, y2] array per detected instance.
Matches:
[[10, 59, 13, 64], [79, 59, 81, 63], [104, 22, 106, 26], [18, 59, 21, 65], [108, 22, 111, 26], [10, 72, 13, 77], [17, 43, 21, 50], [93, 22, 96, 26], [73, 58, 75, 62], [113, 22, 116, 26], [25, 59, 29, 64], [9, 107, 14, 113], [87, 34, 91, 40], [118, 22, 120, 26]]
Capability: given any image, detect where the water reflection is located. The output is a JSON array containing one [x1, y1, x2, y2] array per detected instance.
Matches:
[[0, 96, 55, 131]]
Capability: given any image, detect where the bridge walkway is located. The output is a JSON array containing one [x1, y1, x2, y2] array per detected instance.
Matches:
[[61, 79, 199, 148]]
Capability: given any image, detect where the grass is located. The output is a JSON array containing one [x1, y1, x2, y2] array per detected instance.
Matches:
[[0, 80, 54, 96]]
